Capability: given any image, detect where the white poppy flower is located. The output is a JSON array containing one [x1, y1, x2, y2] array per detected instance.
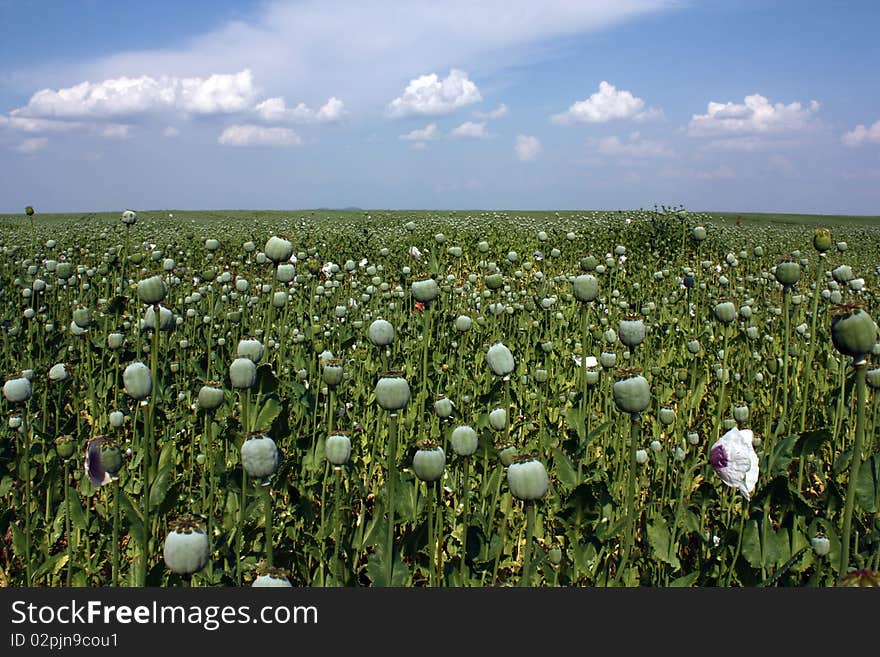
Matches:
[[409, 246, 422, 260], [710, 427, 759, 500]]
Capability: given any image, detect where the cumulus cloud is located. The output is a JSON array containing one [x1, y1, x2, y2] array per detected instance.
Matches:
[[399, 123, 440, 141], [254, 96, 347, 124], [515, 134, 540, 161], [687, 94, 820, 137], [841, 120, 880, 147], [0, 115, 80, 133], [386, 69, 481, 118], [595, 132, 673, 158], [474, 103, 508, 120], [218, 124, 302, 147], [15, 138, 49, 154], [12, 70, 257, 119], [551, 81, 661, 125], [450, 121, 490, 139]]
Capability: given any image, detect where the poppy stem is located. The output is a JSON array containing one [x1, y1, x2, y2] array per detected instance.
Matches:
[[839, 359, 867, 577]]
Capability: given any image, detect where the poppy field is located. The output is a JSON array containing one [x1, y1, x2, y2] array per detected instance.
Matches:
[[1, 207, 879, 587]]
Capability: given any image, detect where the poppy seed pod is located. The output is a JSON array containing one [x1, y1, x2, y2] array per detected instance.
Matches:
[[368, 319, 395, 346], [49, 363, 69, 382], [489, 407, 507, 431], [237, 338, 264, 363], [572, 274, 599, 303], [734, 402, 749, 424], [122, 362, 152, 401], [810, 535, 831, 557], [433, 395, 454, 418], [198, 384, 225, 411], [600, 352, 617, 369], [163, 516, 210, 576], [109, 410, 125, 427], [413, 443, 446, 482], [658, 406, 675, 426], [241, 434, 280, 480], [831, 306, 877, 359], [85, 437, 122, 486], [507, 457, 550, 501], [713, 301, 736, 325], [3, 376, 32, 403], [692, 226, 707, 242], [252, 567, 293, 587], [375, 371, 411, 411], [485, 273, 504, 290], [264, 236, 293, 263], [411, 277, 439, 303], [451, 425, 478, 456], [619, 316, 646, 348], [813, 228, 833, 253], [143, 305, 175, 331], [72, 307, 91, 329], [613, 369, 650, 414], [229, 357, 257, 389], [486, 342, 515, 377], [322, 359, 344, 387], [774, 260, 801, 287], [137, 275, 167, 305], [455, 315, 473, 332], [635, 449, 649, 465], [55, 435, 75, 459], [325, 433, 352, 467], [585, 368, 600, 385]]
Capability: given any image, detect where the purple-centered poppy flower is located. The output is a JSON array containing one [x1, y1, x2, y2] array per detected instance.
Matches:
[[85, 436, 112, 486], [710, 427, 759, 500]]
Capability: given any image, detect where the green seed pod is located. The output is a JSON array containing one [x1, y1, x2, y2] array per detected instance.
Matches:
[[507, 457, 550, 501], [867, 368, 880, 390], [143, 305, 175, 331], [713, 300, 736, 324], [485, 272, 504, 290], [572, 274, 599, 303], [658, 406, 675, 426], [252, 567, 293, 587], [451, 425, 478, 456], [264, 236, 293, 263], [375, 371, 411, 411], [619, 315, 646, 347], [55, 262, 73, 280], [635, 449, 649, 465], [498, 444, 517, 466], [99, 443, 123, 476], [322, 359, 344, 387], [325, 433, 352, 466], [489, 407, 507, 431], [55, 435, 75, 459], [734, 402, 749, 424], [241, 434, 280, 480], [413, 444, 446, 482], [585, 369, 600, 385], [49, 362, 69, 382], [534, 368, 549, 384], [72, 307, 91, 328], [198, 384, 225, 411], [137, 274, 167, 305], [109, 410, 125, 427], [831, 306, 877, 359], [121, 209, 137, 225], [122, 362, 152, 400], [692, 226, 707, 242], [433, 395, 454, 418], [368, 319, 395, 346], [774, 260, 801, 287], [276, 263, 296, 283], [237, 338, 264, 363], [229, 357, 257, 389], [163, 516, 210, 576], [813, 228, 833, 253], [600, 352, 617, 369], [486, 342, 515, 377], [411, 277, 439, 303], [455, 315, 473, 332], [272, 291, 287, 307], [477, 240, 489, 253], [613, 369, 650, 414], [205, 238, 221, 252]]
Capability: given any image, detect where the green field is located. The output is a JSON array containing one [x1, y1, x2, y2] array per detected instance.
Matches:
[[1, 207, 878, 587]]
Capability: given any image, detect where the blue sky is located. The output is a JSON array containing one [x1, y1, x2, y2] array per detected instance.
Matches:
[[1, 0, 879, 214]]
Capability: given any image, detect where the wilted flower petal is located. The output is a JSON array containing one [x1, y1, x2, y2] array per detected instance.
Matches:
[[85, 437, 112, 487]]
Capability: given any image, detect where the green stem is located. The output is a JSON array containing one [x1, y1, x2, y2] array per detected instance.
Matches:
[[333, 468, 345, 586], [64, 459, 72, 587], [839, 360, 867, 577], [459, 457, 471, 583], [112, 481, 120, 587], [426, 481, 435, 586], [261, 484, 273, 568], [520, 501, 536, 587], [384, 412, 399, 586], [615, 412, 641, 584]]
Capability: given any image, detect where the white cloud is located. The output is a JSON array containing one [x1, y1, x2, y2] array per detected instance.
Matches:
[[660, 165, 735, 181], [399, 123, 439, 141], [218, 124, 302, 147], [0, 115, 80, 133], [386, 69, 481, 118], [15, 137, 49, 154], [474, 103, 508, 120], [254, 96, 346, 124], [551, 81, 661, 125], [13, 70, 257, 119], [450, 121, 490, 139], [100, 124, 131, 139], [515, 134, 540, 161], [595, 132, 673, 158], [687, 94, 820, 137], [842, 120, 880, 147], [162, 126, 179, 138]]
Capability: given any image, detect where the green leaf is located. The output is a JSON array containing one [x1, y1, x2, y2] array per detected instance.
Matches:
[[669, 571, 700, 587], [254, 396, 283, 432], [551, 448, 578, 491], [67, 488, 87, 531], [855, 454, 879, 513], [118, 491, 145, 548], [149, 467, 173, 512], [0, 476, 13, 496], [366, 544, 411, 586], [793, 428, 833, 457], [770, 434, 798, 476], [33, 554, 69, 581], [646, 514, 681, 569]]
